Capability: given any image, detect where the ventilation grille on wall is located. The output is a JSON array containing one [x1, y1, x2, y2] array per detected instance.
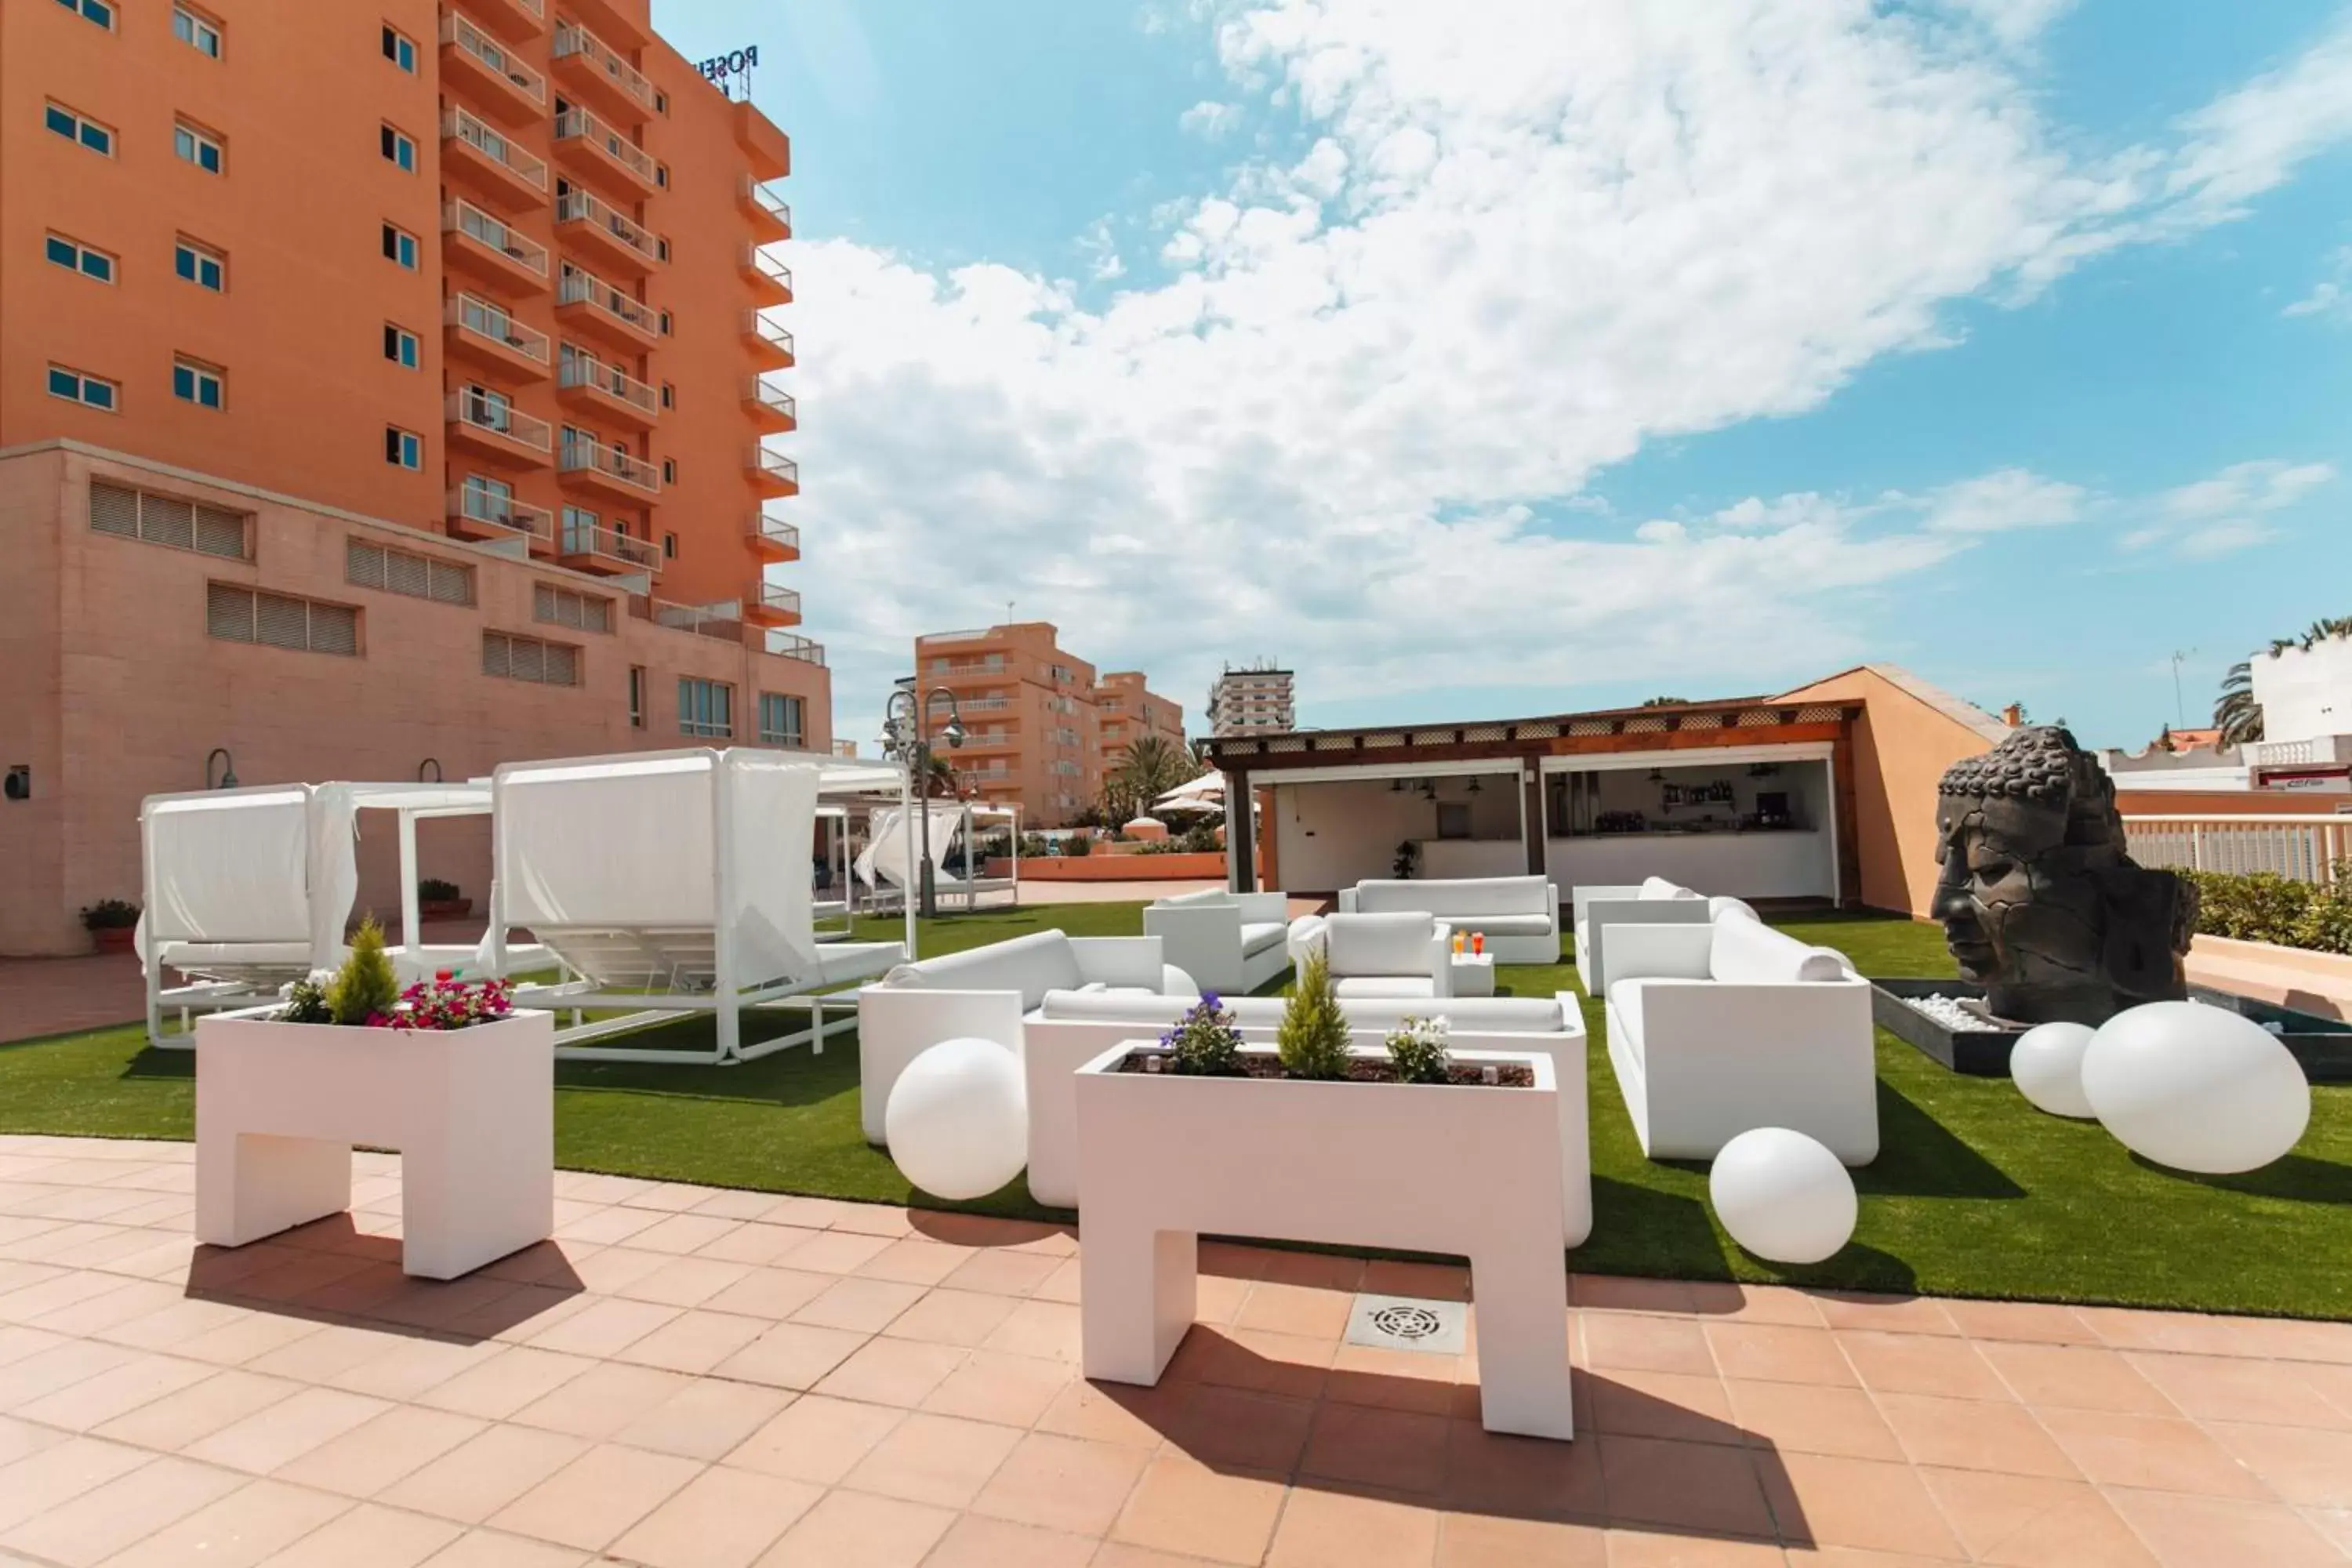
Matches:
[[92, 481, 247, 559], [533, 581, 613, 633], [206, 583, 358, 655], [347, 539, 474, 606], [483, 630, 579, 685]]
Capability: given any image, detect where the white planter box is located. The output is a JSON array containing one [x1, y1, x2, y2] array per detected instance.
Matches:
[[194, 1011, 555, 1279], [1074, 1042, 1573, 1440]]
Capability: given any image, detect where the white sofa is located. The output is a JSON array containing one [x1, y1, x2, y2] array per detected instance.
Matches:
[[1339, 875, 1562, 963], [1021, 988, 1591, 1242], [1602, 908, 1878, 1164], [855, 931, 1194, 1145], [1142, 889, 1295, 996], [1296, 912, 1454, 999], [1571, 877, 1711, 994]]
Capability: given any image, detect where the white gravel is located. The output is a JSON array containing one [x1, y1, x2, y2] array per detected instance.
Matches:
[[1899, 993, 2002, 1033]]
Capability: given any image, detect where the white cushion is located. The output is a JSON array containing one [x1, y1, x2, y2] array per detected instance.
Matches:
[[880, 930, 1082, 1008], [1605, 978, 1650, 1054], [1453, 913, 1553, 936], [1238, 922, 1289, 958], [1323, 913, 1438, 977], [1152, 889, 1234, 910], [1351, 876, 1549, 919], [1708, 916, 1849, 985], [1334, 976, 1441, 998], [1708, 896, 1759, 924], [1639, 877, 1693, 900]]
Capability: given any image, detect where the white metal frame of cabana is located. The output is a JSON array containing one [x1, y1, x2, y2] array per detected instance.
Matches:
[[492, 749, 916, 1066], [139, 780, 539, 1051], [850, 800, 1021, 914]]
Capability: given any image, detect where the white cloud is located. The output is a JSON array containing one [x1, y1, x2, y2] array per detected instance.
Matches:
[[1076, 219, 1126, 281], [2160, 459, 2336, 520], [2159, 10, 2352, 228], [2176, 521, 2280, 559], [2285, 245, 2352, 319], [1943, 0, 2077, 51], [1178, 100, 1242, 139], [783, 2, 2352, 745]]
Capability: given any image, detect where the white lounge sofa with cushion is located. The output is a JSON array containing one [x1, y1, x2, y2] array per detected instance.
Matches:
[[1602, 908, 1878, 1164], [855, 930, 1194, 1145], [1142, 889, 1295, 996], [1338, 875, 1562, 963], [1020, 987, 1591, 1240], [1571, 876, 1711, 993], [1298, 912, 1454, 1000]]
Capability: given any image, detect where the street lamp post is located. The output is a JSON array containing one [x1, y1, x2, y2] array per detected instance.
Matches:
[[881, 682, 966, 920]]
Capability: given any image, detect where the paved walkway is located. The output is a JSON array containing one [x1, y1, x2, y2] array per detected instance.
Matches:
[[0, 1136, 2345, 1565]]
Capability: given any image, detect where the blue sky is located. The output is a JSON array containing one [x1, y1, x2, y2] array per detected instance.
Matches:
[[659, 0, 2352, 752]]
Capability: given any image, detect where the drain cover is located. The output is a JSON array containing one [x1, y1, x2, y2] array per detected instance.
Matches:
[[1345, 1293, 1466, 1355]]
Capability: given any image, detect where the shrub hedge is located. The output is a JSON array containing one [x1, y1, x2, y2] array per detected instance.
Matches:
[[2187, 866, 2352, 956]]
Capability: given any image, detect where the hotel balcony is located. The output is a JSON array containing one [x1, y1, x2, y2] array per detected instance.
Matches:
[[763, 629, 825, 666], [550, 21, 656, 118], [633, 595, 745, 643], [558, 348, 659, 430], [748, 447, 799, 498], [741, 246, 793, 304], [744, 377, 797, 433], [743, 312, 795, 369], [444, 293, 551, 380], [445, 484, 553, 547], [733, 100, 790, 181], [559, 436, 661, 502], [555, 187, 664, 278], [442, 200, 550, 292], [466, 0, 545, 43], [747, 513, 800, 563], [441, 107, 548, 209], [557, 514, 659, 577], [439, 13, 546, 124], [446, 390, 553, 467], [744, 582, 802, 627], [553, 106, 662, 199], [557, 263, 660, 352], [739, 176, 792, 242], [562, 0, 648, 51]]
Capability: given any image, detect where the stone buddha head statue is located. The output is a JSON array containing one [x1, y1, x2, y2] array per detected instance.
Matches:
[[1932, 725, 2197, 1026]]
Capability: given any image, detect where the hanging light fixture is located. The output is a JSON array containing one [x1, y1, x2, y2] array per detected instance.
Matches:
[[1647, 768, 1664, 783], [1467, 777, 1483, 794], [1389, 778, 1403, 793]]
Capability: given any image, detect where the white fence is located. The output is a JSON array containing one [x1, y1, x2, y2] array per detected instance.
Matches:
[[2123, 814, 2352, 885]]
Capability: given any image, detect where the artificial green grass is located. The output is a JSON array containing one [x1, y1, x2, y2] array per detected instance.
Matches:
[[5, 902, 2348, 1318]]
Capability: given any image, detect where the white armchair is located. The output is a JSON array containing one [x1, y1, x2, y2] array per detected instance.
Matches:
[[1570, 877, 1711, 993], [1339, 875, 1561, 963], [1142, 889, 1295, 996], [855, 930, 1194, 1145], [1301, 912, 1455, 999], [1601, 909, 1878, 1163]]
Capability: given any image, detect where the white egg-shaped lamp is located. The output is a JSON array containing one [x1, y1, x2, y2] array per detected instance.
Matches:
[[2080, 1001, 2310, 1174], [2009, 1021, 2098, 1119], [884, 1037, 1029, 1200], [1708, 1127, 1857, 1265]]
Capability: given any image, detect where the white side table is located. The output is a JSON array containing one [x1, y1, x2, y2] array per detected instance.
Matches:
[[1450, 952, 1496, 996]]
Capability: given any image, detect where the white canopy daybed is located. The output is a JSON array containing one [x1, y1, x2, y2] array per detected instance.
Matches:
[[489, 748, 910, 1065], [853, 801, 1020, 913]]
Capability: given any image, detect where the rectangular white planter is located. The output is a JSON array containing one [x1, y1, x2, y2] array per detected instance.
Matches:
[[195, 1010, 555, 1280], [1074, 1042, 1573, 1440]]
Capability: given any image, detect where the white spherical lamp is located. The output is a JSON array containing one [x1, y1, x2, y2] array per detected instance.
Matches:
[[2080, 1002, 2310, 1174], [884, 1038, 1029, 1200], [2009, 1021, 2097, 1119], [1709, 1128, 1857, 1265]]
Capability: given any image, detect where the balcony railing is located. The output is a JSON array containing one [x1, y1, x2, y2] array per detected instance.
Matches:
[[957, 697, 1012, 712], [2123, 813, 2352, 886], [745, 378, 796, 422], [560, 437, 660, 494], [554, 106, 659, 187], [742, 246, 793, 296], [555, 188, 663, 267], [739, 176, 792, 232], [446, 390, 552, 452], [442, 107, 548, 194], [444, 199, 549, 278], [446, 292, 551, 365], [755, 583, 801, 618], [440, 13, 547, 105], [748, 515, 800, 554], [743, 311, 795, 365], [764, 630, 825, 665], [558, 264, 658, 338], [750, 448, 797, 488], [560, 349, 658, 416], [448, 484, 552, 541], [551, 21, 655, 112], [557, 514, 659, 571]]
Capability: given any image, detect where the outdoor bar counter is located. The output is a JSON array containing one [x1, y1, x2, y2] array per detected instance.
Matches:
[[1548, 828, 1831, 901]]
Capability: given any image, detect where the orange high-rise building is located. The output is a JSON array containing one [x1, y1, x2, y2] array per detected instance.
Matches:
[[1093, 671, 1185, 767], [1, 0, 822, 954]]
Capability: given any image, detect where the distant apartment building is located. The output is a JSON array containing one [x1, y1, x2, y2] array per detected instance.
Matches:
[[911, 624, 1184, 825], [2, 0, 815, 953], [1208, 661, 1296, 736]]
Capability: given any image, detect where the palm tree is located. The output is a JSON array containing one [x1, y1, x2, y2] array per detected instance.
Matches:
[[920, 753, 959, 799], [1100, 735, 1195, 825], [2216, 615, 2352, 746]]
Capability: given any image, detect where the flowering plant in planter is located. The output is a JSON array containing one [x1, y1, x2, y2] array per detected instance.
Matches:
[[1159, 993, 1243, 1075], [1385, 1015, 1451, 1083], [383, 972, 516, 1032]]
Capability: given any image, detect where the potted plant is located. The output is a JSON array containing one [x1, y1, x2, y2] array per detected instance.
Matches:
[[80, 898, 140, 956], [192, 915, 554, 1279], [1392, 840, 1421, 880], [417, 877, 472, 920]]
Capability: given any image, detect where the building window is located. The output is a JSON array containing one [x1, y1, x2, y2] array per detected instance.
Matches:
[[629, 666, 646, 728], [172, 357, 225, 410], [380, 124, 416, 172], [758, 694, 804, 748], [483, 631, 579, 686], [348, 538, 474, 604], [659, 382, 674, 410], [56, 0, 115, 27], [90, 481, 247, 558], [382, 223, 418, 269], [44, 103, 114, 156], [46, 364, 117, 412], [383, 324, 419, 368], [533, 582, 613, 633], [174, 120, 224, 173], [382, 24, 416, 71], [173, 238, 226, 290], [659, 310, 672, 336], [662, 532, 677, 560], [661, 459, 677, 484], [44, 233, 115, 284], [208, 583, 359, 655], [172, 4, 222, 56], [385, 426, 422, 469], [679, 678, 732, 739]]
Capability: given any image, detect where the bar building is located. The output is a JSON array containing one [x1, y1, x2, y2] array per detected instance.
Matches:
[[2, 0, 820, 954]]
